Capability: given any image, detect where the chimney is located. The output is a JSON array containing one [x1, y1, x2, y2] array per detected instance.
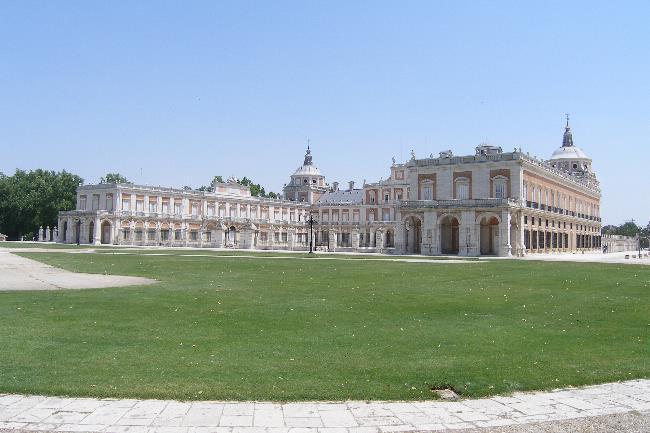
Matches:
[[348, 180, 355, 190], [332, 182, 339, 191]]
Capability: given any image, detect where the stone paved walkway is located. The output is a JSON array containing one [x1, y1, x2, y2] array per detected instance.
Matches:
[[0, 251, 155, 291], [1, 379, 649, 433]]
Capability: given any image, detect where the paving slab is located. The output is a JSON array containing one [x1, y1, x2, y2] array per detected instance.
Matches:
[[1, 379, 649, 432]]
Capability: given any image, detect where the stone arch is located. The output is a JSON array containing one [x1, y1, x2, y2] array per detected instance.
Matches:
[[403, 215, 422, 254], [440, 214, 460, 255], [478, 214, 500, 255], [385, 228, 395, 248], [100, 220, 112, 244], [225, 225, 237, 247]]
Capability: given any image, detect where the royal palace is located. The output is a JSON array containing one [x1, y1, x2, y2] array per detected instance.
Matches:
[[57, 120, 603, 256]]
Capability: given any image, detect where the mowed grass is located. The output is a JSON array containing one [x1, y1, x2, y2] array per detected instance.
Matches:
[[1, 252, 648, 402]]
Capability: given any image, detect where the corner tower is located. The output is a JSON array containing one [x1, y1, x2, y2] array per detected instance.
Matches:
[[283, 145, 328, 203]]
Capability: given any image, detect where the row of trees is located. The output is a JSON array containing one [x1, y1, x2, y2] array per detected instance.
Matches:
[[0, 169, 83, 240], [0, 170, 131, 240]]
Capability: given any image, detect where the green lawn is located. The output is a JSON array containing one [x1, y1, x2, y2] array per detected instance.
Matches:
[[1, 251, 648, 402]]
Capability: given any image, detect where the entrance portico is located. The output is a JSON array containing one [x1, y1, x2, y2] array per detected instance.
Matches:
[[396, 199, 516, 257]]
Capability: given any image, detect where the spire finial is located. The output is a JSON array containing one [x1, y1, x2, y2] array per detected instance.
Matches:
[[303, 140, 313, 165], [562, 114, 574, 147]]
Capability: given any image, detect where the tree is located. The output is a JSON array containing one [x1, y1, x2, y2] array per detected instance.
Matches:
[[210, 176, 224, 188], [0, 169, 83, 239], [99, 173, 129, 184], [205, 175, 277, 198]]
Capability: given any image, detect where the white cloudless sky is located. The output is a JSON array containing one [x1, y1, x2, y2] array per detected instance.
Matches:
[[1, 1, 648, 225]]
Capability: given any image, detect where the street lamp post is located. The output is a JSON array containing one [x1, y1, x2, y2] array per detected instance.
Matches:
[[307, 212, 317, 254]]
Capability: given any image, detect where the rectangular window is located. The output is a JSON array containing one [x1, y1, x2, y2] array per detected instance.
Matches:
[[174, 203, 182, 215], [79, 196, 87, 210], [122, 200, 131, 211], [122, 229, 129, 240], [191, 204, 199, 216], [149, 202, 157, 213], [92, 194, 100, 210], [135, 230, 143, 241], [495, 182, 506, 198], [136, 200, 144, 212], [421, 186, 432, 200], [105, 195, 113, 211], [190, 231, 198, 241], [147, 230, 156, 241], [162, 202, 169, 214], [174, 229, 182, 240], [161, 230, 169, 241], [456, 183, 469, 200]]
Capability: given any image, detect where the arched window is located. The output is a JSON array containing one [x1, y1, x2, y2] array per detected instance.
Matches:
[[420, 180, 433, 200], [455, 177, 469, 200], [492, 176, 508, 198]]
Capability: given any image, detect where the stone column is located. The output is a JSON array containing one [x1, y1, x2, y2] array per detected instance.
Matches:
[[328, 229, 338, 252], [38, 226, 44, 242], [517, 211, 526, 256], [287, 228, 296, 250], [351, 228, 360, 251], [142, 221, 148, 246], [499, 209, 512, 257], [45, 226, 51, 242], [268, 225, 275, 250], [422, 211, 438, 255], [156, 222, 162, 246], [113, 218, 121, 245], [459, 210, 479, 256], [240, 226, 254, 249], [94, 216, 101, 245], [394, 221, 405, 254], [375, 228, 384, 253]]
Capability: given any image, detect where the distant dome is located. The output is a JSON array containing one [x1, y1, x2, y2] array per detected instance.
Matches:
[[550, 145, 588, 160], [293, 164, 322, 176], [550, 117, 589, 161]]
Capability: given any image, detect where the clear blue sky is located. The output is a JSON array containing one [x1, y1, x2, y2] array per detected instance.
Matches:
[[1, 1, 648, 225]]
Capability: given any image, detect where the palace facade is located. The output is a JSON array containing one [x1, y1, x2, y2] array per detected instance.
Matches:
[[57, 120, 603, 256]]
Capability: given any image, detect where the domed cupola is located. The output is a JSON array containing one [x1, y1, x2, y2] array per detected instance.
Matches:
[[283, 144, 328, 203], [549, 115, 592, 174]]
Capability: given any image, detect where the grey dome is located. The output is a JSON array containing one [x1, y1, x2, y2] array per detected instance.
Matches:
[[550, 145, 588, 160]]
